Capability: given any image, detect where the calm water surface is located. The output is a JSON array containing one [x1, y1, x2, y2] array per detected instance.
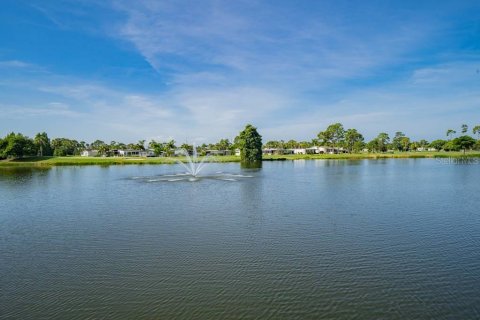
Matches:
[[1, 159, 479, 319]]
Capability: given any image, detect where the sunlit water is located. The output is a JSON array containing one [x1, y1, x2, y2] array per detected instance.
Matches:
[[1, 160, 479, 319]]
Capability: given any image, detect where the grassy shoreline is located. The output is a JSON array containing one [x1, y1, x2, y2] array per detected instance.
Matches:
[[1, 151, 480, 167]]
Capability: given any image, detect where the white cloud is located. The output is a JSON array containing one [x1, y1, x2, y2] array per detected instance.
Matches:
[[0, 102, 81, 118], [0, 60, 35, 68]]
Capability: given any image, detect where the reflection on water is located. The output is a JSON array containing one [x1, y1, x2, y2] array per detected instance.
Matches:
[[1, 160, 480, 319], [132, 172, 254, 183]]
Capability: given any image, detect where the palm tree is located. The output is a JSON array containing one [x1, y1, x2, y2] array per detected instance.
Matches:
[[461, 124, 468, 134], [345, 128, 364, 153], [165, 140, 176, 157], [137, 140, 146, 150], [446, 129, 456, 139], [34, 132, 50, 157], [473, 125, 480, 139]]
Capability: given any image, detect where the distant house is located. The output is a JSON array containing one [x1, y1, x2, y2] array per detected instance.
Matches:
[[81, 150, 98, 157], [306, 146, 347, 154], [205, 150, 232, 156], [292, 148, 307, 155], [262, 148, 293, 155], [262, 148, 279, 155], [417, 147, 437, 152], [235, 149, 241, 156], [118, 149, 155, 157], [174, 149, 189, 156]]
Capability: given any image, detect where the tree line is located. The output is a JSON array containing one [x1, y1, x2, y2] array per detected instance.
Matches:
[[264, 123, 480, 153], [0, 132, 239, 159], [1, 123, 479, 160]]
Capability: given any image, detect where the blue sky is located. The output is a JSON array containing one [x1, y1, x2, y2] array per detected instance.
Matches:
[[0, 0, 479, 143]]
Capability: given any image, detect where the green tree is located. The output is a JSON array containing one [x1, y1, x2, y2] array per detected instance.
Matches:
[[34, 132, 52, 156], [148, 140, 163, 156], [446, 129, 456, 139], [137, 140, 146, 150], [51, 138, 81, 156], [418, 139, 429, 148], [318, 123, 345, 148], [400, 137, 411, 151], [165, 140, 176, 156], [180, 143, 193, 154], [443, 140, 460, 151], [285, 139, 298, 149], [429, 139, 447, 151], [344, 128, 364, 153], [474, 140, 480, 151], [90, 140, 109, 156], [453, 135, 476, 154], [215, 138, 232, 150], [0, 132, 36, 159], [366, 139, 379, 153], [461, 124, 468, 134], [264, 140, 281, 149], [236, 124, 262, 164], [91, 140, 106, 150], [392, 132, 406, 151], [376, 132, 390, 152], [473, 125, 480, 139]]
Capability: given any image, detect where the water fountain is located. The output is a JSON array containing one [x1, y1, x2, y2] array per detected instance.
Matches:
[[132, 144, 253, 183], [175, 146, 211, 181]]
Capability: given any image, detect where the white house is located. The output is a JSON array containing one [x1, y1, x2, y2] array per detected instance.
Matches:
[[118, 149, 155, 157], [81, 150, 98, 157], [262, 148, 295, 155], [292, 148, 307, 155], [205, 150, 232, 156], [306, 146, 346, 154]]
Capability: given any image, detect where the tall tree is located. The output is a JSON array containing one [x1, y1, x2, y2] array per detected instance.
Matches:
[[473, 125, 480, 138], [392, 132, 406, 151], [236, 124, 262, 164], [376, 133, 390, 152], [137, 140, 146, 150], [453, 136, 476, 154], [51, 138, 81, 156], [344, 128, 364, 153], [149, 140, 163, 156], [215, 138, 232, 150], [461, 124, 468, 134], [446, 129, 456, 139], [165, 140, 176, 157], [400, 137, 411, 151], [34, 132, 52, 156], [318, 123, 345, 149], [429, 139, 447, 151], [0, 133, 36, 159]]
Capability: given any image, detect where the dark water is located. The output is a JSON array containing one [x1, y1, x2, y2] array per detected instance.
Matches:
[[1, 160, 479, 319]]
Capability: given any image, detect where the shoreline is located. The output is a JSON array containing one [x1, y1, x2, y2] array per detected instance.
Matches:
[[1, 152, 480, 167]]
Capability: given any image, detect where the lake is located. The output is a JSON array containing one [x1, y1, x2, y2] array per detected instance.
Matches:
[[1, 159, 479, 319]]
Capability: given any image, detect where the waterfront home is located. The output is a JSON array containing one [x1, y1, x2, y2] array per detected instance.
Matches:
[[262, 148, 294, 155], [205, 150, 232, 156], [118, 149, 155, 157], [235, 149, 241, 156], [81, 150, 99, 157], [292, 148, 307, 154], [306, 146, 347, 154]]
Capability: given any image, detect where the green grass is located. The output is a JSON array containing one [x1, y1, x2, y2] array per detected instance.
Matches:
[[1, 151, 479, 168], [263, 151, 480, 160], [0, 155, 241, 167]]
